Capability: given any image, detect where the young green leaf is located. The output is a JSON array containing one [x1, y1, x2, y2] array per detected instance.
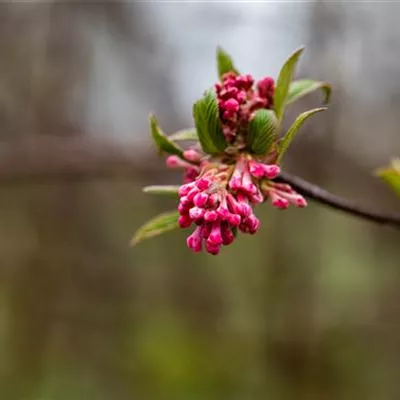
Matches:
[[274, 46, 305, 122], [376, 159, 400, 197], [286, 79, 332, 105], [193, 90, 227, 155], [247, 109, 278, 155], [277, 107, 326, 162], [130, 210, 180, 246], [143, 185, 180, 198], [168, 129, 198, 142], [149, 114, 184, 157], [216, 46, 240, 80]]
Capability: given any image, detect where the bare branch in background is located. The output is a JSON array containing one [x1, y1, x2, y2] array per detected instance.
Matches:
[[0, 137, 158, 183]]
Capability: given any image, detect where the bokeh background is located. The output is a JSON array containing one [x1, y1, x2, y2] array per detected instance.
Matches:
[[0, 2, 400, 400]]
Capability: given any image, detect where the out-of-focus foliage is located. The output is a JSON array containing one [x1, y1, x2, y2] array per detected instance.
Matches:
[[376, 159, 400, 197]]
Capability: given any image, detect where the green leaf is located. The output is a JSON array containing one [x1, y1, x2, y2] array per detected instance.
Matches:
[[376, 159, 400, 197], [130, 211, 180, 246], [274, 46, 305, 122], [277, 107, 326, 162], [286, 79, 332, 105], [143, 185, 180, 198], [149, 114, 184, 157], [216, 46, 239, 80], [247, 109, 278, 155], [168, 129, 198, 142], [193, 90, 227, 155]]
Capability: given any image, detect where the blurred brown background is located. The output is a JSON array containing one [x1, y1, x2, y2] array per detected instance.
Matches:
[[0, 2, 399, 400]]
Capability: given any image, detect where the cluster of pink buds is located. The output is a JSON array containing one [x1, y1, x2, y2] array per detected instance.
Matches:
[[166, 150, 307, 255], [215, 72, 275, 142], [262, 182, 308, 209]]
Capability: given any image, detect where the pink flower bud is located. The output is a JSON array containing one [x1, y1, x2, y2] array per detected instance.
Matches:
[[226, 193, 242, 214], [239, 202, 251, 216], [223, 98, 240, 113], [166, 156, 191, 169], [222, 72, 237, 85], [179, 183, 195, 197], [187, 187, 200, 201], [249, 160, 265, 178], [204, 210, 218, 222], [249, 97, 267, 112], [219, 86, 239, 100], [229, 158, 245, 190], [187, 227, 202, 252], [183, 149, 201, 163], [250, 191, 264, 204], [243, 182, 257, 195], [208, 222, 223, 246], [207, 193, 219, 207], [184, 167, 200, 183], [257, 77, 274, 98], [193, 192, 208, 207], [215, 82, 222, 93], [294, 195, 307, 207], [236, 193, 252, 216], [270, 192, 289, 209], [263, 164, 280, 179], [236, 74, 254, 90], [196, 177, 211, 190], [165, 155, 180, 168], [241, 169, 257, 195], [215, 197, 229, 219], [205, 241, 221, 255], [221, 223, 235, 245], [245, 214, 260, 234], [236, 90, 247, 103], [271, 183, 293, 193], [216, 205, 230, 220], [201, 223, 212, 239], [238, 225, 247, 233], [178, 215, 192, 228], [229, 176, 242, 190], [223, 110, 235, 119], [178, 203, 190, 215], [189, 207, 205, 221], [270, 188, 307, 208], [227, 213, 241, 226], [179, 196, 192, 208]]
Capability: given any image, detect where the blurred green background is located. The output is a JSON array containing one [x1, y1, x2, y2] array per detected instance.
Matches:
[[0, 2, 399, 400]]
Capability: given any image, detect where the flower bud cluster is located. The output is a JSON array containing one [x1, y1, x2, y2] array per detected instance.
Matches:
[[162, 68, 308, 255], [215, 72, 275, 142], [166, 151, 306, 255]]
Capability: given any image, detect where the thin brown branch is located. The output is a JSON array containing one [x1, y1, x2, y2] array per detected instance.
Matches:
[[277, 171, 400, 229]]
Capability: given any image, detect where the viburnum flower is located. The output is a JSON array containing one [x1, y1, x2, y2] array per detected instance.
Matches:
[[132, 46, 331, 254]]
